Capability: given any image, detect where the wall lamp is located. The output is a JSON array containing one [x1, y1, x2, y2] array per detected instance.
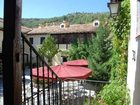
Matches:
[[107, 0, 123, 17]]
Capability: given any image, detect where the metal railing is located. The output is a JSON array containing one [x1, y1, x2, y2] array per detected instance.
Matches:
[[21, 33, 62, 105], [21, 33, 109, 105], [60, 78, 109, 105]]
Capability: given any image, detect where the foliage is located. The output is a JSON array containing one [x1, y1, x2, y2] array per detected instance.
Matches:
[[84, 98, 97, 105], [94, 0, 130, 105], [95, 80, 129, 105], [22, 18, 46, 28], [109, 0, 130, 81], [88, 26, 112, 81], [67, 40, 89, 60], [67, 24, 111, 81], [38, 35, 58, 65], [22, 12, 109, 28]]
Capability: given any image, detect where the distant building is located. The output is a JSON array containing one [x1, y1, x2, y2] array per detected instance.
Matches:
[[26, 21, 97, 50], [0, 20, 98, 65], [25, 21, 97, 65]]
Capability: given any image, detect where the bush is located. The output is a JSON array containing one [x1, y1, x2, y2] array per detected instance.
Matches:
[[91, 0, 130, 104], [38, 35, 58, 66], [67, 39, 89, 60], [94, 80, 129, 105]]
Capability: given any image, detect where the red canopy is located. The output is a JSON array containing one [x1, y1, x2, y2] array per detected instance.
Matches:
[[32, 65, 92, 80], [32, 66, 54, 79], [63, 59, 88, 66]]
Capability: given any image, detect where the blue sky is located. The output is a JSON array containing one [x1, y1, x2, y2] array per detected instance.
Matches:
[[0, 0, 109, 18]]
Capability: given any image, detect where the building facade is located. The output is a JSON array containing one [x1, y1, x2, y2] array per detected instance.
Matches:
[[0, 20, 97, 65], [26, 22, 97, 65]]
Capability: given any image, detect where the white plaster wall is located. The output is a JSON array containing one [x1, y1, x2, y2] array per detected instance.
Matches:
[[52, 52, 62, 66], [127, 0, 140, 105], [27, 35, 47, 48], [133, 37, 140, 105], [127, 39, 138, 105], [25, 34, 72, 65], [25, 35, 47, 62]]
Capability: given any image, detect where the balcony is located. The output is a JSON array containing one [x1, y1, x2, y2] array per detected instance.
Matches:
[[1, 33, 109, 105], [1, 1, 110, 104]]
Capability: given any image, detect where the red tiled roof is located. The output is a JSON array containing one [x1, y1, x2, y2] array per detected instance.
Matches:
[[27, 23, 96, 35], [0, 20, 32, 33], [21, 26, 32, 33]]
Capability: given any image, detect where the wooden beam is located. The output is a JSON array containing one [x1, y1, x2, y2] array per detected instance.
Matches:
[[3, 0, 22, 105]]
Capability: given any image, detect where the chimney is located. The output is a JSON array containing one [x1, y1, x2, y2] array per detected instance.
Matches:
[[60, 21, 70, 28], [93, 20, 100, 27], [38, 24, 43, 28]]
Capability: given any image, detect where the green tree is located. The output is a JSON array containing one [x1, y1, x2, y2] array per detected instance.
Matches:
[[22, 12, 109, 28], [95, 0, 130, 105], [88, 26, 111, 81], [38, 35, 58, 66], [109, 0, 130, 80], [68, 39, 89, 60]]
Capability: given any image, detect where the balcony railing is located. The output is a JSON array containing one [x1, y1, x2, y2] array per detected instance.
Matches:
[[60, 78, 108, 105], [0, 33, 109, 105], [21, 33, 62, 105], [21, 33, 109, 105]]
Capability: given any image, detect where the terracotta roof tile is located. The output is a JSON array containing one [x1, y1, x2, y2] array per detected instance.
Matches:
[[0, 20, 32, 33], [27, 23, 96, 35]]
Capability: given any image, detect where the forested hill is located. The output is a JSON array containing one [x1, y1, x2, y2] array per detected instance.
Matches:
[[22, 12, 109, 28]]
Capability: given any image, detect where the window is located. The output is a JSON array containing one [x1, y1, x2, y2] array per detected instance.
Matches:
[[62, 38, 66, 44], [40, 37, 45, 44], [61, 56, 67, 63], [52, 35, 58, 44], [29, 37, 33, 44]]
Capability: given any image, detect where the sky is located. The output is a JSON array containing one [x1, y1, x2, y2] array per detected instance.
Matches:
[[0, 0, 109, 18]]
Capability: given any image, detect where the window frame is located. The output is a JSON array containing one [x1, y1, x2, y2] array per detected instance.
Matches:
[[40, 37, 45, 44], [29, 37, 33, 44]]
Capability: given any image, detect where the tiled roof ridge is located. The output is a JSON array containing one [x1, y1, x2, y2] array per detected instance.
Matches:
[[27, 23, 96, 35]]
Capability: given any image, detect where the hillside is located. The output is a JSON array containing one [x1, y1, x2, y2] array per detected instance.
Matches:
[[22, 12, 109, 28]]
